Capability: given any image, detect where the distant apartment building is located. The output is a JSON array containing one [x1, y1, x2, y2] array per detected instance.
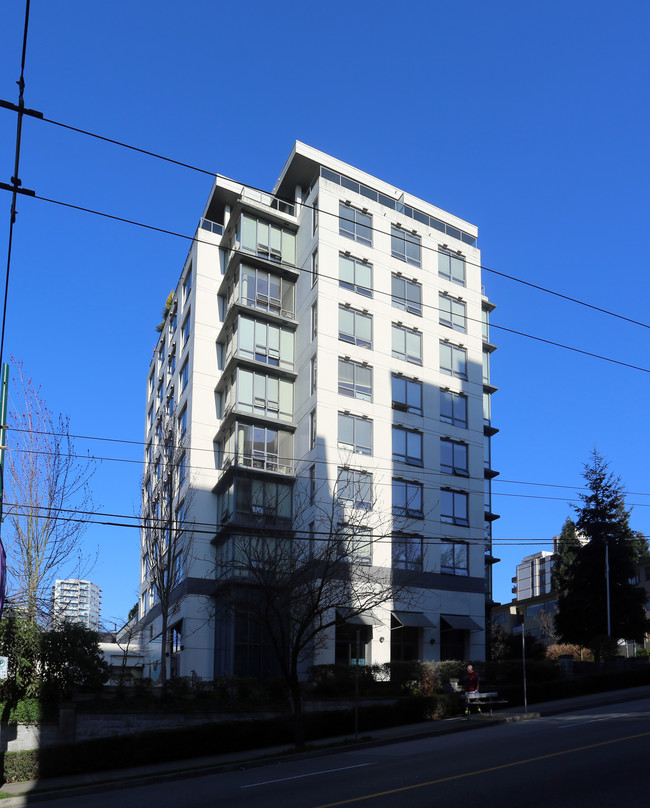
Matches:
[[138, 142, 498, 681], [512, 551, 554, 600], [51, 579, 102, 630]]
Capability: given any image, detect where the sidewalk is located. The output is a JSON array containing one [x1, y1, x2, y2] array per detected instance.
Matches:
[[2, 684, 649, 805]]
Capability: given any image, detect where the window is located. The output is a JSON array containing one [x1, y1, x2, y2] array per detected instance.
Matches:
[[338, 413, 372, 456], [391, 374, 422, 415], [310, 409, 317, 450], [223, 422, 292, 473], [148, 406, 154, 429], [440, 342, 467, 379], [169, 309, 177, 334], [339, 254, 372, 297], [391, 275, 422, 315], [441, 542, 468, 575], [311, 302, 318, 341], [392, 533, 423, 571], [238, 266, 295, 318], [438, 250, 465, 286], [392, 426, 423, 466], [439, 294, 466, 332], [183, 267, 192, 301], [441, 390, 467, 428], [240, 213, 296, 265], [339, 202, 372, 246], [223, 368, 293, 422], [339, 306, 372, 349], [149, 372, 155, 394], [441, 439, 469, 476], [311, 250, 318, 287], [157, 381, 163, 404], [338, 359, 372, 401], [182, 312, 191, 347], [483, 351, 490, 384], [392, 324, 422, 365], [180, 360, 189, 391], [310, 355, 317, 395], [441, 489, 469, 526], [178, 406, 187, 437], [391, 226, 421, 267], [482, 308, 490, 341], [339, 524, 372, 565], [238, 478, 292, 520], [392, 479, 423, 519], [158, 340, 166, 364], [166, 391, 174, 418], [228, 316, 294, 370], [168, 352, 176, 378], [309, 465, 316, 504], [312, 197, 318, 235], [337, 468, 372, 510], [178, 453, 187, 488]]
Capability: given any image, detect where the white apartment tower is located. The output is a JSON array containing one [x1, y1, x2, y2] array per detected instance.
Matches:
[[512, 551, 554, 600], [51, 579, 102, 630], [139, 143, 498, 681]]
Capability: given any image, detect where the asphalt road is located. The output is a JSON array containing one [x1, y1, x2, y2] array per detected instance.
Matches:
[[11, 697, 650, 807]]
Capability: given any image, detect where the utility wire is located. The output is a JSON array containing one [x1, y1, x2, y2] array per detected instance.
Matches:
[[1, 104, 649, 334]]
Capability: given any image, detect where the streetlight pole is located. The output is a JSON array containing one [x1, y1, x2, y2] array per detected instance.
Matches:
[[605, 540, 611, 638], [521, 618, 528, 713]]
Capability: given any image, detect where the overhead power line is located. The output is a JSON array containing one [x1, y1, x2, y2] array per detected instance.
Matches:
[[2, 101, 650, 333]]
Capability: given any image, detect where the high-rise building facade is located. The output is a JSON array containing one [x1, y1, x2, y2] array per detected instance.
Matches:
[[139, 143, 498, 681], [512, 551, 554, 600], [51, 579, 102, 630]]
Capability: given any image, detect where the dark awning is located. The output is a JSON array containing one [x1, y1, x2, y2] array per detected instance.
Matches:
[[441, 614, 483, 632], [393, 611, 435, 628], [337, 609, 375, 626]]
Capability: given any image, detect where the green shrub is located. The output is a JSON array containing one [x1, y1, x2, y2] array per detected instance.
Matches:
[[3, 750, 39, 783]]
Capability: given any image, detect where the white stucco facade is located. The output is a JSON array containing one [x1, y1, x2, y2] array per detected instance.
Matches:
[[138, 143, 498, 681]]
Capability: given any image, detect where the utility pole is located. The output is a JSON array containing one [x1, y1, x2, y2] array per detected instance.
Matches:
[[605, 539, 611, 637], [0, 363, 9, 618]]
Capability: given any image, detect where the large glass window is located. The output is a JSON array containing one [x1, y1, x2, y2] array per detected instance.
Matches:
[[441, 542, 469, 575], [218, 477, 292, 524], [339, 254, 372, 297], [392, 479, 423, 519], [339, 203, 372, 246], [240, 214, 296, 265], [337, 468, 372, 510], [441, 439, 469, 476], [391, 226, 421, 267], [392, 533, 423, 571], [392, 426, 423, 466], [441, 489, 469, 526], [392, 324, 422, 365], [391, 275, 422, 315], [338, 359, 372, 401], [222, 368, 293, 422], [222, 422, 293, 474], [438, 249, 466, 286], [339, 524, 372, 565], [391, 374, 422, 415], [441, 390, 467, 428], [440, 342, 467, 379], [238, 266, 295, 319], [339, 306, 372, 349], [338, 413, 372, 456], [439, 294, 466, 332], [226, 316, 294, 370]]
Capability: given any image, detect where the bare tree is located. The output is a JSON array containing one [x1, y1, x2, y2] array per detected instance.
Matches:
[[215, 466, 421, 747], [4, 359, 96, 624], [112, 615, 146, 686], [141, 409, 193, 692]]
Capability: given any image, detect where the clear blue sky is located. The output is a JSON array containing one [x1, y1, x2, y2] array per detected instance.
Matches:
[[1, 1, 649, 625]]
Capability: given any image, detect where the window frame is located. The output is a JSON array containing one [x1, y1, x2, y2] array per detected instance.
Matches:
[[392, 323, 422, 365], [438, 249, 466, 286], [440, 390, 467, 428], [441, 541, 469, 576], [440, 438, 469, 477], [439, 294, 467, 332], [440, 489, 469, 526], [391, 374, 423, 416], [339, 253, 373, 297], [391, 225, 421, 267], [337, 468, 373, 510], [392, 533, 423, 571], [338, 358, 372, 402], [440, 342, 467, 379], [338, 412, 372, 456], [392, 478, 423, 519], [392, 426, 423, 467], [391, 274, 422, 316], [339, 306, 373, 349], [339, 202, 372, 247]]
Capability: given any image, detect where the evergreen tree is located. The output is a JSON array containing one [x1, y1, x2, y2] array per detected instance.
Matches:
[[555, 451, 650, 658], [551, 517, 582, 594]]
